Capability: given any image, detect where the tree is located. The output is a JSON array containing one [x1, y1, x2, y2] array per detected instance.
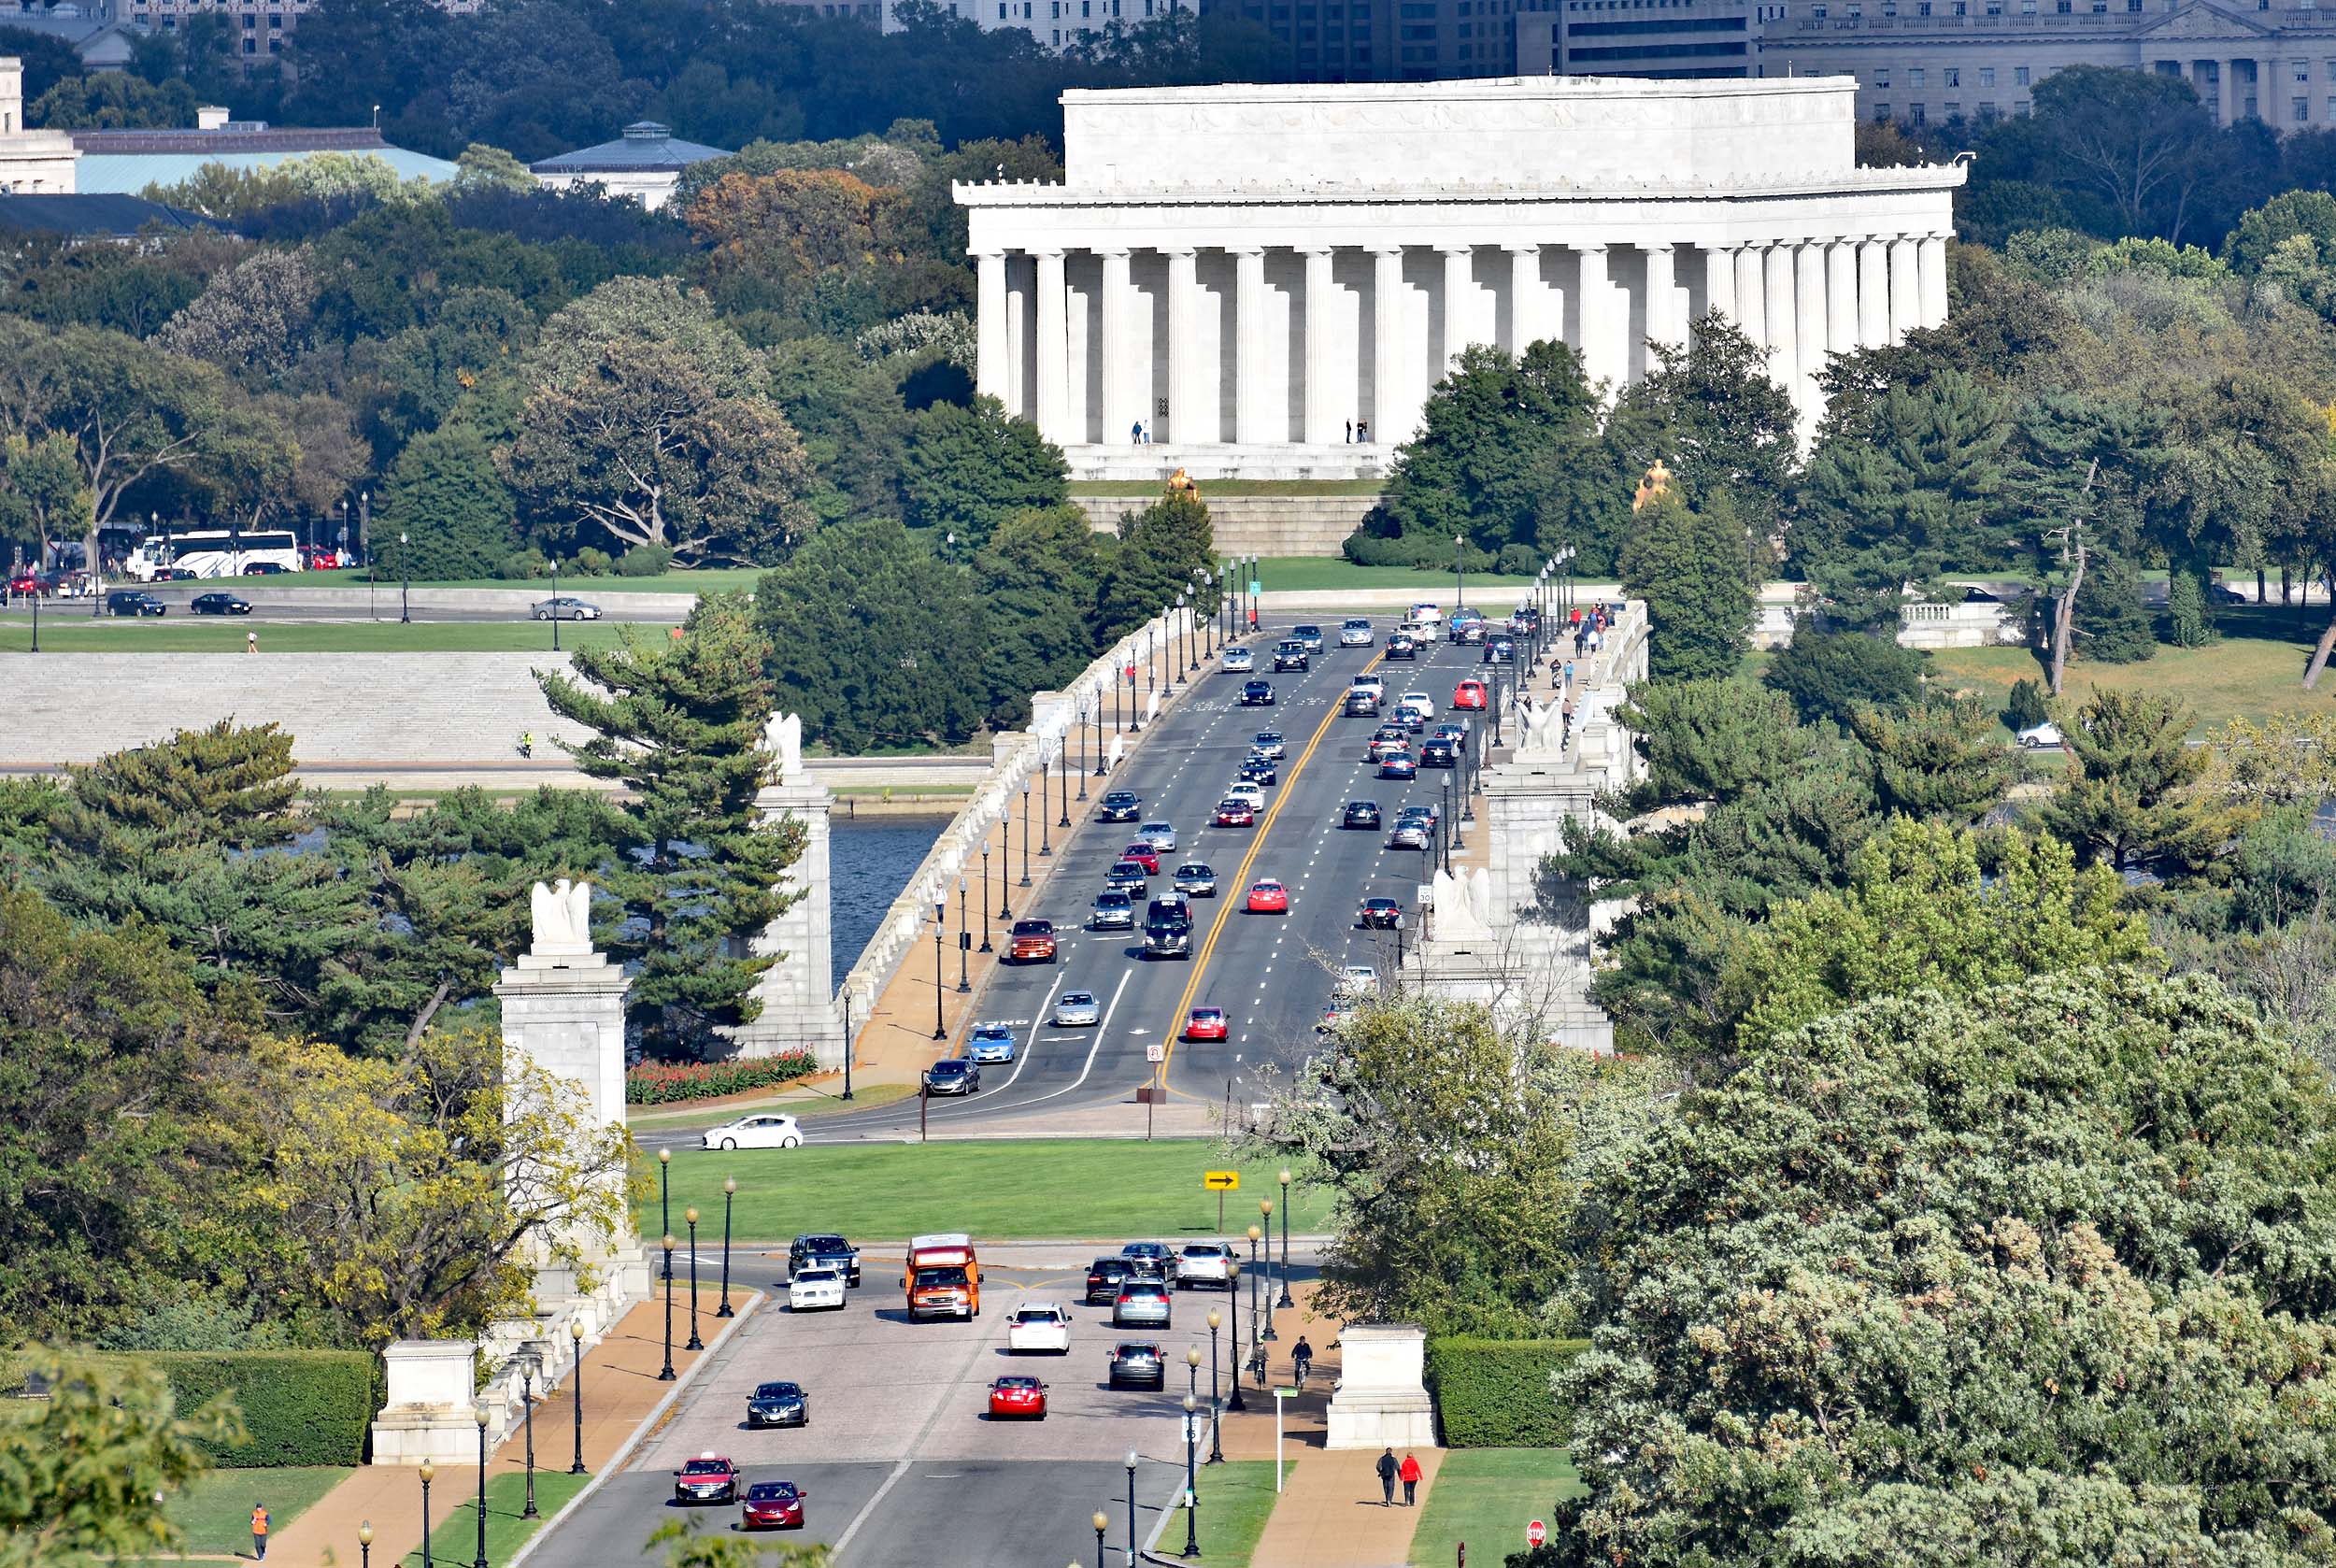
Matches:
[[1539, 967, 2336, 1568], [1847, 694, 2016, 821], [2034, 688, 2236, 876], [0, 28, 83, 108], [2224, 188, 2336, 273], [1613, 678, 1815, 811], [2069, 546, 2156, 663], [152, 249, 320, 382], [537, 593, 800, 1053], [451, 141, 537, 191], [972, 504, 1118, 729], [1604, 318, 1799, 543], [1618, 488, 1755, 682], [28, 72, 198, 130], [894, 394, 1068, 550], [377, 424, 518, 581], [1762, 622, 1926, 727], [2028, 64, 2216, 238], [0, 431, 90, 564], [1097, 485, 1216, 638]]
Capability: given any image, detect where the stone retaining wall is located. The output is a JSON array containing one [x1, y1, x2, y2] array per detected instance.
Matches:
[[1073, 492, 1375, 557]]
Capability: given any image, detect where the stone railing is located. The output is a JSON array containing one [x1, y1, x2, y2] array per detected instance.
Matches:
[[1897, 598, 2024, 649]]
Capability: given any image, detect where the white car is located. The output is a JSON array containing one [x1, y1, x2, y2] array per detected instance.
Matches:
[[1335, 964, 1379, 998], [1350, 674, 1385, 702], [1175, 1243, 1233, 1290], [1398, 693, 1437, 722], [1407, 602, 1446, 626], [1222, 646, 1254, 672], [1138, 821, 1179, 853], [1006, 1302, 1074, 1352], [1052, 990, 1103, 1027], [702, 1113, 804, 1151], [788, 1266, 847, 1312], [2017, 720, 2064, 748], [1226, 782, 1265, 808]]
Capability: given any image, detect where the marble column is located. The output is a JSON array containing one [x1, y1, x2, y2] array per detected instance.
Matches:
[[1918, 233, 1950, 328], [1098, 246, 1133, 444], [1763, 242, 1796, 386], [1825, 238, 1859, 358], [1793, 240, 1827, 392], [1166, 246, 1199, 444], [1503, 243, 1539, 354], [1576, 243, 1619, 396], [1232, 247, 1271, 446], [1303, 246, 1340, 445], [1702, 245, 1737, 338], [1887, 234, 1919, 338], [1438, 244, 1473, 378], [975, 249, 1007, 404], [1857, 236, 1889, 346], [1733, 243, 1766, 349], [1371, 245, 1404, 446], [1034, 248, 1068, 444], [1644, 242, 1680, 362]]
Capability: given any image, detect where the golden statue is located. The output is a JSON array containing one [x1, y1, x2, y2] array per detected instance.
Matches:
[[1632, 459, 1674, 514], [1166, 467, 1202, 503]]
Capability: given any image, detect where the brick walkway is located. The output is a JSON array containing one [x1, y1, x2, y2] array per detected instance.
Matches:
[[262, 1286, 747, 1568]]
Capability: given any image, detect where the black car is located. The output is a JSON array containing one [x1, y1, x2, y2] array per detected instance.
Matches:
[[1099, 791, 1142, 823], [1240, 680, 1275, 706], [789, 1233, 861, 1285], [1343, 800, 1382, 830], [1108, 1340, 1166, 1390], [1238, 758, 1278, 786], [1512, 606, 1541, 635], [1386, 635, 1417, 661], [923, 1059, 980, 1096], [105, 590, 167, 617], [190, 592, 251, 615], [1419, 739, 1458, 768], [745, 1380, 810, 1429], [1483, 639, 1515, 664], [1087, 1257, 1138, 1304], [1272, 640, 1309, 672], [242, 562, 289, 576], [1359, 897, 1404, 930]]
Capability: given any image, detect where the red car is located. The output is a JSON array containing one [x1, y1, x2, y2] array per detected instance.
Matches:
[[1184, 1006, 1229, 1042], [1453, 679, 1488, 710], [7, 572, 39, 597], [1246, 879, 1289, 914], [1214, 799, 1255, 828], [988, 1375, 1048, 1419], [1121, 844, 1161, 875], [673, 1454, 740, 1504], [740, 1480, 806, 1530]]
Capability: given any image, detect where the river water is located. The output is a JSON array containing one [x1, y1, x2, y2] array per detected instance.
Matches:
[[829, 814, 948, 988]]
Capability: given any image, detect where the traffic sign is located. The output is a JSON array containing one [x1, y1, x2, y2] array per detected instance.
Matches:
[[1203, 1171, 1240, 1190], [1249, 579, 1262, 596], [1527, 1520, 1546, 1548], [1146, 1042, 1166, 1063]]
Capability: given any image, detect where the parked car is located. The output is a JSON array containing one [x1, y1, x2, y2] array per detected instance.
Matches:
[[702, 1113, 804, 1151], [788, 1266, 847, 1312], [1007, 1303, 1074, 1354], [923, 1059, 981, 1096], [533, 597, 603, 620], [744, 1382, 809, 1430], [190, 592, 251, 615], [105, 590, 166, 617], [2017, 720, 2064, 748], [1108, 1340, 1167, 1390]]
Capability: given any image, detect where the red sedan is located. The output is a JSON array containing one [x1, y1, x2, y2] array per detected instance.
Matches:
[[1453, 679, 1488, 710], [740, 1481, 806, 1530], [1185, 1006, 1230, 1041], [1121, 844, 1162, 876], [1246, 880, 1289, 914], [1214, 798, 1255, 827], [989, 1376, 1049, 1419]]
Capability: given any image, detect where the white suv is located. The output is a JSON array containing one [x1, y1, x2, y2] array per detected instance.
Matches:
[[1007, 1303, 1074, 1354], [1175, 1243, 1234, 1290]]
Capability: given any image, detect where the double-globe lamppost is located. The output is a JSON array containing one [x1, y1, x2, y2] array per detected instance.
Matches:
[[1259, 1199, 1279, 1338]]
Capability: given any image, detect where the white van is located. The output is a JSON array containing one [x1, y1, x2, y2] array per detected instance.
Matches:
[[1407, 602, 1446, 627]]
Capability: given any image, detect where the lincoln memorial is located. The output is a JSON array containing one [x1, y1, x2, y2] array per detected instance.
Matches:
[[957, 76, 1966, 480]]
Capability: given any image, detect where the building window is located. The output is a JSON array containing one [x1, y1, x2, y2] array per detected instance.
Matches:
[[2299, 95, 2312, 120], [1908, 65, 1924, 85], [1944, 65, 1959, 85], [2014, 64, 2030, 84], [1944, 99, 1960, 114], [242, 33, 255, 48], [1910, 101, 1926, 121], [1977, 64, 1994, 85], [1875, 66, 1890, 86], [1873, 101, 1891, 119], [1978, 99, 1996, 115]]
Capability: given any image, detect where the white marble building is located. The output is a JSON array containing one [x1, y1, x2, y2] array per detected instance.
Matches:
[[956, 75, 1965, 477]]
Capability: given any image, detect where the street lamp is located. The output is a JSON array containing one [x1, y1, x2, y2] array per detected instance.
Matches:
[[1454, 533, 1465, 611], [1075, 706, 1091, 801], [658, 1233, 677, 1380], [657, 1149, 671, 1279], [684, 1207, 705, 1351], [1246, 1225, 1264, 1366], [1093, 700, 1108, 777], [1180, 1392, 1202, 1560], [549, 551, 561, 653], [1206, 1309, 1224, 1463], [1094, 1511, 1110, 1568], [1056, 741, 1071, 831], [470, 1402, 490, 1568], [931, 898, 946, 1041], [1259, 1200, 1278, 1339], [956, 877, 972, 993], [399, 531, 411, 624], [1187, 1343, 1203, 1401], [980, 847, 995, 950], [717, 1176, 736, 1319], [1124, 1450, 1139, 1568], [1226, 1260, 1246, 1411], [520, 1353, 540, 1519], [1019, 784, 1033, 888], [359, 1520, 373, 1568], [418, 1462, 435, 1568], [567, 1319, 586, 1474], [1276, 1171, 1295, 1309]]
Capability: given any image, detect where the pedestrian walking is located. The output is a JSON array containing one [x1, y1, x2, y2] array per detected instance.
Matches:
[[1375, 1447, 1398, 1507], [250, 1502, 270, 1561], [246, 630, 258, 654], [1399, 1452, 1422, 1506]]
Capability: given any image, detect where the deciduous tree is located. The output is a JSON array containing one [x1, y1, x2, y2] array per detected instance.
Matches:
[[895, 393, 1068, 550]]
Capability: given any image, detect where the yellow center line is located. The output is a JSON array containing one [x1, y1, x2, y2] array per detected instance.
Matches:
[[1156, 646, 1389, 1100]]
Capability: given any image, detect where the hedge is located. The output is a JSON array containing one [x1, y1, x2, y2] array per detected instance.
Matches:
[[1424, 1336, 1590, 1448], [139, 1350, 376, 1467], [626, 1051, 820, 1105]]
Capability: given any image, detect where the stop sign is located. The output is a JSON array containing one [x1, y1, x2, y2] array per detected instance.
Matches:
[[1527, 1520, 1547, 1548]]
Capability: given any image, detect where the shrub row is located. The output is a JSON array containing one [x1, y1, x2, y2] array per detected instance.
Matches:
[[1341, 528, 1545, 578], [1424, 1335, 1590, 1448], [626, 1051, 821, 1105], [143, 1350, 375, 1467]]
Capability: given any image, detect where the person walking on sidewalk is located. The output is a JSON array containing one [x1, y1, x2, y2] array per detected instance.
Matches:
[[1399, 1452, 1422, 1506], [250, 1502, 270, 1560], [1375, 1447, 1398, 1506]]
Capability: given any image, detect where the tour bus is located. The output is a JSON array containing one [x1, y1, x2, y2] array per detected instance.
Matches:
[[125, 530, 305, 581], [905, 1233, 981, 1320]]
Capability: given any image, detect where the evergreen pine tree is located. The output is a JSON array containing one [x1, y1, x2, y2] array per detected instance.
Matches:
[[377, 424, 517, 581], [2072, 548, 2157, 663], [1620, 488, 1757, 682], [2035, 689, 2234, 875]]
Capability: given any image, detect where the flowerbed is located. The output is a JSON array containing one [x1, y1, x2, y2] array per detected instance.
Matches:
[[626, 1052, 820, 1105]]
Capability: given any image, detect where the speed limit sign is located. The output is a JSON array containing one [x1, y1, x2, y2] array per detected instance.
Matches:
[[1527, 1520, 1546, 1548]]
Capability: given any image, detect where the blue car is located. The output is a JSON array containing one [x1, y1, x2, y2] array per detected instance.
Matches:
[[1379, 754, 1418, 780], [967, 1024, 1018, 1064]]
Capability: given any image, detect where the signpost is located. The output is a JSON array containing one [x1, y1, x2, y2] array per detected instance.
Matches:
[[1273, 1388, 1296, 1492], [1204, 1170, 1239, 1231], [1528, 1520, 1546, 1550]]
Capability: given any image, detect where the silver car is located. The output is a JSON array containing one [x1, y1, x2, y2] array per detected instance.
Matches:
[[1338, 618, 1373, 647], [1221, 646, 1254, 672], [1173, 862, 1218, 896], [1112, 1282, 1173, 1328], [1138, 821, 1178, 853], [1052, 991, 1103, 1026], [1091, 891, 1135, 931]]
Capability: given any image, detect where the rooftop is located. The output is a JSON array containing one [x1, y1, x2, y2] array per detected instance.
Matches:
[[0, 192, 216, 236], [530, 121, 734, 175]]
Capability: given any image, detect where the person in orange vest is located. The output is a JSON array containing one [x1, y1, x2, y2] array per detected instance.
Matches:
[[250, 1501, 270, 1560]]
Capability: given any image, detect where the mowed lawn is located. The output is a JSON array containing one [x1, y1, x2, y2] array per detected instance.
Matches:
[[398, 1469, 593, 1567], [650, 1139, 1333, 1243], [1256, 558, 1538, 594], [1410, 1448, 1586, 1567], [1189, 1461, 1285, 1566], [0, 619, 637, 654], [134, 1463, 350, 1563]]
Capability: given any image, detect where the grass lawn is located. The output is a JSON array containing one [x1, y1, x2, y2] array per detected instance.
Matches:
[[1186, 1460, 1284, 1565], [1409, 1449, 1585, 1567], [140, 1464, 350, 1561], [650, 1138, 1334, 1243], [0, 620, 636, 654], [298, 566, 762, 596], [626, 1079, 919, 1129], [1252, 558, 1537, 594], [398, 1468, 594, 1568]]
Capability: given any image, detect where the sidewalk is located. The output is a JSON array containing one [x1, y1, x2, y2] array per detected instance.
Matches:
[[1216, 1284, 1443, 1568], [263, 1285, 748, 1568]]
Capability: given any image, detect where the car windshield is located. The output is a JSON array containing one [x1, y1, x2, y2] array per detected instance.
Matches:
[[997, 1376, 1041, 1389], [753, 1382, 803, 1398], [748, 1483, 799, 1501], [1012, 920, 1051, 935], [919, 1265, 969, 1286], [683, 1460, 731, 1475], [931, 1062, 968, 1076], [1062, 992, 1096, 1006], [1014, 1308, 1059, 1323], [800, 1235, 846, 1251]]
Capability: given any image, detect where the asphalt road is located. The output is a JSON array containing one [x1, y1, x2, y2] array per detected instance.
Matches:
[[723, 607, 1514, 1145], [533, 1252, 1274, 1568], [0, 585, 679, 622]]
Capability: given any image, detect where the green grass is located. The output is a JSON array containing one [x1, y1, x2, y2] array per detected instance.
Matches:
[[651, 1139, 1334, 1243], [1408, 1449, 1585, 1567], [296, 566, 762, 595], [0, 620, 638, 654], [1250, 558, 1537, 593], [1186, 1460, 1284, 1565], [626, 1080, 920, 1129], [398, 1468, 593, 1568], [1069, 478, 1385, 497], [146, 1464, 349, 1561]]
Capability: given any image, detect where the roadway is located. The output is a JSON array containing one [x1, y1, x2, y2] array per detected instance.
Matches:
[[0, 583, 683, 622], [669, 608, 1515, 1147]]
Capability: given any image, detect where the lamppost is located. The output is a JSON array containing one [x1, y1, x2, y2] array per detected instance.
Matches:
[[549, 552, 561, 653], [954, 877, 972, 993], [1259, 1201, 1277, 1339], [979, 847, 995, 951], [1019, 784, 1033, 888], [1038, 755, 1054, 856], [1124, 1450, 1139, 1568], [1454, 533, 1465, 611], [359, 1520, 373, 1568], [658, 1234, 677, 1380], [1094, 1512, 1110, 1568], [684, 1207, 705, 1351], [399, 531, 411, 624], [1180, 1392, 1202, 1560], [1187, 1343, 1202, 1403], [931, 898, 946, 1041], [1056, 741, 1071, 831], [1226, 1259, 1246, 1411], [1151, 620, 1162, 695], [1246, 1224, 1264, 1365], [28, 585, 36, 653], [1206, 1309, 1225, 1463], [1181, 589, 1195, 675], [1276, 1171, 1296, 1309], [418, 1461, 435, 1568], [1075, 706, 1091, 801], [1093, 700, 1108, 777], [567, 1319, 586, 1474], [470, 1402, 490, 1568], [1440, 777, 1454, 870], [657, 1148, 671, 1279], [520, 1353, 540, 1519], [717, 1176, 736, 1319]]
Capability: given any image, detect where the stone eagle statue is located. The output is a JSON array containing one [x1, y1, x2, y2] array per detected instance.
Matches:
[[762, 711, 805, 782], [529, 878, 594, 956]]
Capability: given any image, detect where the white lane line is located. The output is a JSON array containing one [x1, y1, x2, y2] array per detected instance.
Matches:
[[828, 1306, 1008, 1564], [995, 966, 1068, 1091]]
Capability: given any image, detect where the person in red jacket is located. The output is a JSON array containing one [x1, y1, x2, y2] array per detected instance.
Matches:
[[1398, 1452, 1423, 1506]]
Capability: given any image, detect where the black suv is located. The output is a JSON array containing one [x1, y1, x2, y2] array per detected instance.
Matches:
[[1343, 800, 1383, 830], [789, 1233, 861, 1285], [1272, 640, 1310, 672], [1240, 680, 1275, 706], [1099, 791, 1142, 823], [1086, 1257, 1137, 1304], [105, 590, 167, 617]]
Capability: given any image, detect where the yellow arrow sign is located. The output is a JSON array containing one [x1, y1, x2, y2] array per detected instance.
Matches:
[[1203, 1171, 1241, 1190]]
